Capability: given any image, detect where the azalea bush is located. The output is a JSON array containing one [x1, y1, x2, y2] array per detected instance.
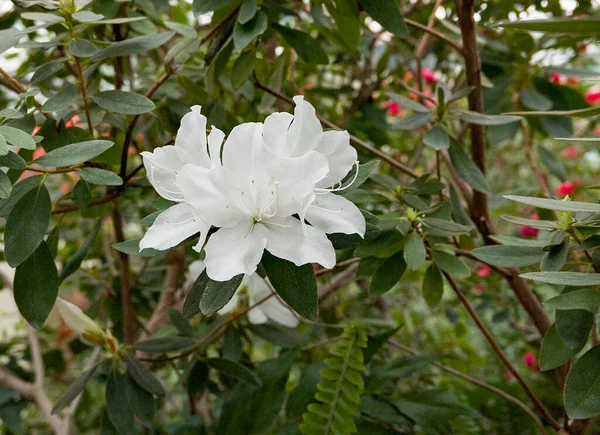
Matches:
[[3, 0, 600, 433]]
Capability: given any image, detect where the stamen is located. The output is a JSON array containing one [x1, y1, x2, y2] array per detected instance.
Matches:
[[315, 161, 360, 194]]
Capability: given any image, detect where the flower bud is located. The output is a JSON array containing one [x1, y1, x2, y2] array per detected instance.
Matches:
[[55, 298, 106, 345]]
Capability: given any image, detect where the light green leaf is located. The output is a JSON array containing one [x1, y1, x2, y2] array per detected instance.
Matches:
[[545, 288, 600, 313], [431, 250, 471, 279], [35, 140, 114, 167], [423, 126, 450, 150], [0, 151, 26, 170], [448, 141, 491, 194], [78, 168, 123, 186], [521, 272, 600, 286], [505, 106, 600, 118], [41, 84, 78, 113], [31, 61, 63, 84], [497, 16, 600, 33], [393, 112, 432, 131], [504, 195, 600, 213], [233, 10, 267, 52], [470, 245, 544, 268], [0, 172, 12, 199], [238, 0, 257, 24], [21, 12, 64, 23], [72, 10, 104, 22], [92, 90, 155, 115], [455, 109, 522, 125], [386, 92, 430, 113], [69, 39, 98, 57], [94, 32, 175, 60], [404, 232, 426, 271], [0, 126, 36, 150]]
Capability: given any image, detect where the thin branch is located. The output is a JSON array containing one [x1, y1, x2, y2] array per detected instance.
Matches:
[[252, 78, 419, 178], [404, 18, 464, 55], [443, 272, 560, 430], [0, 66, 51, 118], [73, 56, 94, 135]]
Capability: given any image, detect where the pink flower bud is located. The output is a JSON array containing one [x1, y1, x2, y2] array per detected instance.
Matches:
[[477, 265, 491, 277], [523, 352, 539, 370], [585, 90, 600, 105], [561, 146, 578, 159], [549, 73, 563, 84], [421, 68, 436, 84], [519, 226, 539, 238], [557, 181, 575, 196]]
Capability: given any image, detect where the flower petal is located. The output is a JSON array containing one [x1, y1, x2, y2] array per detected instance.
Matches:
[[204, 220, 268, 281], [139, 203, 207, 251], [306, 192, 365, 236], [221, 122, 264, 179], [264, 217, 335, 269], [207, 125, 225, 166], [263, 112, 293, 156], [261, 298, 299, 327], [141, 146, 185, 201], [315, 130, 357, 188], [287, 96, 323, 155], [174, 105, 211, 168], [248, 305, 268, 324]]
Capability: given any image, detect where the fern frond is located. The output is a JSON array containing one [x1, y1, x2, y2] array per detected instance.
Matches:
[[300, 323, 368, 435]]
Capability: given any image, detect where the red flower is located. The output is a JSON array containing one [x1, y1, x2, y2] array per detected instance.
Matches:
[[32, 125, 41, 136], [523, 352, 539, 370], [382, 99, 404, 116], [548, 73, 563, 84], [557, 181, 575, 196], [561, 146, 578, 159], [585, 90, 600, 105], [421, 68, 436, 84], [519, 226, 539, 238], [65, 115, 81, 128], [477, 265, 491, 278], [566, 77, 579, 87]]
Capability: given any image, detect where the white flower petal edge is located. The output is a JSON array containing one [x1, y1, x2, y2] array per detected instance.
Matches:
[[306, 192, 365, 236], [264, 217, 336, 269], [204, 219, 268, 281], [139, 203, 208, 251], [248, 275, 299, 327], [315, 130, 357, 188], [173, 105, 210, 167]]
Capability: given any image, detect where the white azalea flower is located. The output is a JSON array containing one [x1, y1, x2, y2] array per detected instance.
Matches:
[[177, 122, 335, 281], [189, 261, 299, 328], [262, 96, 366, 238], [55, 298, 106, 344], [139, 106, 223, 251]]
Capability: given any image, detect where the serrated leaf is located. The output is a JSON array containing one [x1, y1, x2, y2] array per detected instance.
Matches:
[[35, 140, 114, 167]]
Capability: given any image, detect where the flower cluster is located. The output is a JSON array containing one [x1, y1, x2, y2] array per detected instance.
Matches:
[[139, 97, 366, 281]]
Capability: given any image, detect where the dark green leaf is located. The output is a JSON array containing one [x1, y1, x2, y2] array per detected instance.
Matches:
[[363, 327, 402, 363], [393, 112, 432, 130], [231, 50, 256, 89], [69, 39, 98, 57], [431, 250, 471, 279], [0, 151, 27, 170], [199, 272, 244, 315], [545, 288, 600, 312], [539, 324, 583, 371], [0, 172, 11, 199], [205, 358, 261, 386], [5, 184, 51, 267], [14, 242, 58, 328], [386, 92, 430, 112], [193, 0, 234, 14], [111, 238, 162, 257], [404, 232, 426, 271], [124, 354, 165, 397], [78, 168, 123, 186], [92, 91, 155, 115], [248, 324, 300, 348], [497, 16, 600, 33], [423, 126, 449, 150], [35, 140, 114, 167], [455, 109, 522, 125], [238, 0, 257, 24], [31, 61, 63, 84], [233, 10, 267, 52], [0, 126, 36, 150], [105, 369, 135, 434], [339, 160, 379, 192], [538, 146, 567, 181], [41, 84, 78, 113], [423, 263, 444, 308], [540, 239, 569, 271], [521, 88, 552, 111], [422, 218, 471, 235], [51, 365, 98, 414], [134, 336, 195, 353], [370, 251, 407, 295], [262, 251, 316, 320], [94, 32, 175, 60], [124, 375, 155, 424], [556, 308, 592, 350], [273, 24, 328, 64], [470, 245, 544, 268], [72, 179, 91, 210], [169, 308, 194, 337], [0, 175, 43, 217], [59, 220, 101, 283], [449, 141, 491, 194], [564, 345, 600, 419], [359, 0, 408, 38]]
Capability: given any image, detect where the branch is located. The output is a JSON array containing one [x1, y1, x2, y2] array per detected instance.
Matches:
[[0, 66, 51, 119], [404, 18, 463, 55], [73, 56, 94, 135]]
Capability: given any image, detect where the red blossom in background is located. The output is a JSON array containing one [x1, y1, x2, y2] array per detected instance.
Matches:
[[519, 226, 539, 238], [557, 181, 575, 196], [585, 90, 600, 105], [421, 68, 436, 84], [477, 265, 491, 277], [382, 99, 402, 116], [523, 352, 539, 371], [561, 146, 578, 159], [549, 73, 563, 84]]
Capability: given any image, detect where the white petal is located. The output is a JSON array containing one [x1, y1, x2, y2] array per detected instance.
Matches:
[[264, 217, 335, 269], [287, 96, 323, 156], [188, 260, 206, 281], [261, 299, 299, 327], [174, 105, 211, 168], [306, 192, 365, 236], [207, 125, 225, 166], [263, 112, 293, 156], [177, 164, 245, 228], [315, 130, 357, 188], [141, 146, 185, 201], [221, 122, 264, 179], [248, 306, 268, 324], [56, 298, 105, 339], [204, 220, 268, 281], [139, 203, 207, 251]]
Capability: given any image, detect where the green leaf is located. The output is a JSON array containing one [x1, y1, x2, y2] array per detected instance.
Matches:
[[0, 175, 44, 218], [339, 160, 379, 192], [13, 242, 58, 329], [564, 345, 600, 419], [5, 184, 51, 267], [0, 126, 36, 150], [193, 0, 234, 14], [206, 358, 262, 386], [105, 369, 135, 434], [490, 235, 547, 247], [124, 354, 165, 397], [506, 106, 600, 118], [470, 245, 544, 268], [69, 39, 98, 57], [262, 251, 316, 320], [72, 179, 91, 211], [539, 324, 583, 371], [521, 272, 600, 286], [249, 324, 300, 348], [326, 0, 360, 52], [538, 145, 567, 181], [448, 141, 491, 194], [124, 375, 155, 424], [0, 133, 7, 156], [72, 11, 103, 22], [504, 195, 600, 213], [501, 214, 558, 230], [497, 16, 600, 33], [233, 10, 267, 52], [92, 90, 155, 115], [78, 168, 123, 186], [393, 112, 432, 131], [540, 239, 569, 272], [198, 271, 244, 315], [51, 365, 98, 414], [521, 88, 552, 111], [545, 288, 600, 313], [238, 0, 257, 24], [431, 250, 471, 279], [556, 308, 592, 350], [273, 24, 328, 64], [423, 263, 444, 308], [35, 140, 114, 167], [59, 220, 101, 283], [111, 238, 162, 257], [31, 62, 63, 84], [404, 232, 426, 271], [370, 251, 407, 295], [359, 0, 408, 38], [422, 218, 471, 235], [94, 32, 175, 60], [231, 50, 257, 89], [455, 109, 522, 125], [423, 126, 450, 150], [134, 336, 194, 353], [0, 172, 12, 199], [0, 151, 27, 170], [41, 84, 78, 113], [386, 92, 430, 112]]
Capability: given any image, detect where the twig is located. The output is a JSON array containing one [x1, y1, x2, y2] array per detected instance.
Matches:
[[0, 66, 51, 118], [404, 18, 463, 55], [73, 56, 93, 135], [443, 272, 560, 430]]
